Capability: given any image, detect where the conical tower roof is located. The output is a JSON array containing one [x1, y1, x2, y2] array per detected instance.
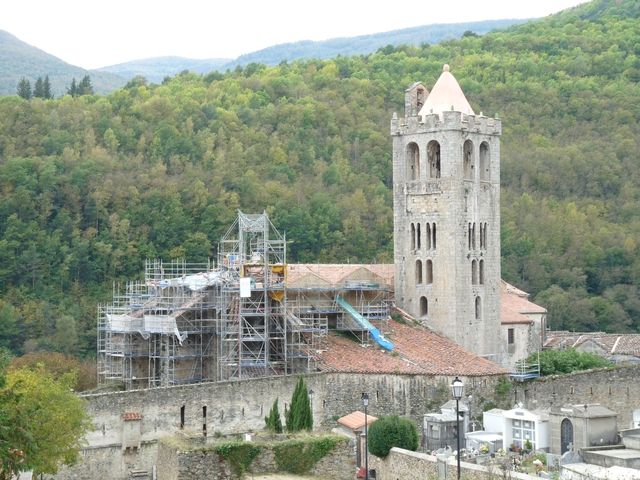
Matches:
[[419, 64, 475, 117]]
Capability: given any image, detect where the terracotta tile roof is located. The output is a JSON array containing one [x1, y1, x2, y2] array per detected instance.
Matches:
[[288, 266, 546, 326], [122, 412, 143, 421], [287, 264, 394, 287], [501, 281, 547, 325], [316, 320, 507, 376], [544, 331, 640, 357], [338, 411, 378, 431], [613, 335, 640, 355]]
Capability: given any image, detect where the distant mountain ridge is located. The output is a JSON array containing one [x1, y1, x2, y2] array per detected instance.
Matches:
[[0, 30, 126, 96], [1, 17, 527, 94], [224, 19, 528, 68], [96, 56, 231, 84], [95, 18, 528, 82]]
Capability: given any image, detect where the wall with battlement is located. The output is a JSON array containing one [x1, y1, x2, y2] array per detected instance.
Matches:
[[50, 371, 502, 479]]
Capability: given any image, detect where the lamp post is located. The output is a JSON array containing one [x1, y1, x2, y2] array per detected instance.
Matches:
[[451, 377, 464, 480], [362, 392, 370, 480]]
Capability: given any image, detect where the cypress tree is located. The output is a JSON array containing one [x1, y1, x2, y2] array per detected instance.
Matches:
[[33, 77, 45, 98], [286, 376, 313, 432], [264, 398, 283, 433], [67, 78, 78, 97], [78, 75, 93, 96], [16, 77, 32, 99], [43, 75, 53, 99]]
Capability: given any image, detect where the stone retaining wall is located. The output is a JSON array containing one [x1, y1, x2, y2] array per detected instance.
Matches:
[[369, 447, 537, 480], [156, 436, 355, 480], [51, 371, 502, 479], [515, 366, 640, 428]]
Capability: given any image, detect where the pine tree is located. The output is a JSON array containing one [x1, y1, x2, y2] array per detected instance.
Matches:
[[67, 78, 78, 97], [264, 398, 283, 433], [33, 77, 45, 98], [16, 77, 32, 99], [43, 75, 53, 99], [77, 75, 93, 96], [286, 376, 313, 432]]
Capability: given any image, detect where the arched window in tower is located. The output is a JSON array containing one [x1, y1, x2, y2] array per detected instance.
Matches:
[[407, 142, 420, 181], [417, 223, 421, 250], [472, 223, 476, 250], [415, 260, 423, 284], [471, 259, 478, 285], [479, 223, 484, 249], [483, 222, 488, 249], [425, 260, 433, 284], [411, 223, 416, 250], [432, 223, 437, 249], [480, 142, 490, 181], [416, 87, 425, 111], [427, 140, 441, 179], [475, 296, 482, 320], [426, 223, 431, 250], [479, 259, 485, 285], [463, 140, 474, 180], [420, 296, 428, 317]]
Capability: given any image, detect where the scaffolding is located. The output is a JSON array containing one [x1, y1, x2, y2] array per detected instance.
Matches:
[[97, 260, 222, 389], [216, 212, 293, 380], [97, 211, 392, 390]]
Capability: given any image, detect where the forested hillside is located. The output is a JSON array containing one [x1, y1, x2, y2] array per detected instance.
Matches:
[[0, 30, 126, 96], [1, 0, 639, 359]]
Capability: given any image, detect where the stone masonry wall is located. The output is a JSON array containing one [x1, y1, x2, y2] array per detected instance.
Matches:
[[369, 447, 537, 480], [515, 366, 640, 429], [156, 436, 354, 480], [52, 371, 504, 479]]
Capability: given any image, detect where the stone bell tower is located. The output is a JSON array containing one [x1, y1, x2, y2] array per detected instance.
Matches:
[[391, 65, 504, 361]]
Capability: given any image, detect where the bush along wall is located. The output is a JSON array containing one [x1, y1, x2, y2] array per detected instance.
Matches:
[[168, 434, 348, 479], [273, 435, 342, 474]]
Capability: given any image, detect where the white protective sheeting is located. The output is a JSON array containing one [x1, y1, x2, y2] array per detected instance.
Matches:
[[107, 314, 144, 332], [152, 270, 227, 291], [239, 277, 252, 298], [106, 314, 183, 343], [143, 315, 185, 343]]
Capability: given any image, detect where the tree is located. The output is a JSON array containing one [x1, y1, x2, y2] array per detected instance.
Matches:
[[264, 398, 283, 433], [286, 376, 313, 432], [77, 75, 94, 96], [9, 351, 96, 392], [67, 78, 78, 97], [43, 75, 53, 99], [33, 77, 45, 98], [16, 78, 32, 99], [0, 364, 89, 477], [368, 415, 418, 458]]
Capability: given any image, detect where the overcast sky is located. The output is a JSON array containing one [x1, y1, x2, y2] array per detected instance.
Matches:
[[2, 0, 589, 69]]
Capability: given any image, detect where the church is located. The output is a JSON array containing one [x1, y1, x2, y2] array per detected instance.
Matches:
[[98, 65, 544, 393], [390, 64, 546, 367]]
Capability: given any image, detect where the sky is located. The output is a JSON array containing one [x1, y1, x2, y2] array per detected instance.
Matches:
[[2, 0, 589, 70]]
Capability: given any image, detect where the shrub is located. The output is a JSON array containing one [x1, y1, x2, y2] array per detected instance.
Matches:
[[265, 398, 283, 433], [214, 441, 261, 477], [527, 348, 613, 376], [367, 415, 418, 458], [273, 436, 341, 474]]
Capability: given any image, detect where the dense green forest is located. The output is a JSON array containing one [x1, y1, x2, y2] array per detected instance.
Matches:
[[1, 0, 639, 358]]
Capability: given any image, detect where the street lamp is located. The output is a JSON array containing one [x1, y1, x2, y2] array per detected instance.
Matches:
[[362, 392, 370, 480], [451, 377, 464, 480]]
